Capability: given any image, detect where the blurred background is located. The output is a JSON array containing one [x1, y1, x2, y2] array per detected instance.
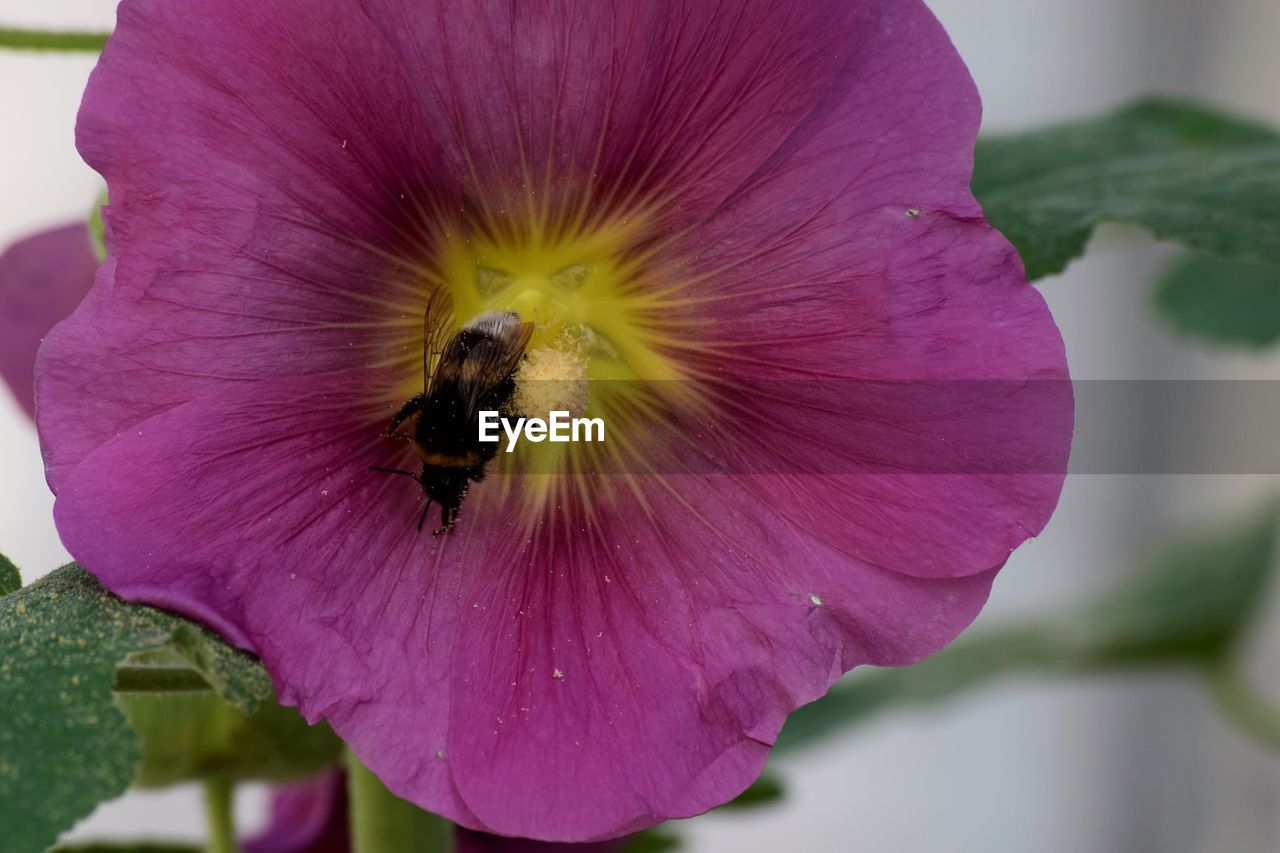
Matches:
[[2, 1, 1279, 850]]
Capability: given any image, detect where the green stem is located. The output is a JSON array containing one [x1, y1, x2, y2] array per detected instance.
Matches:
[[0, 27, 109, 52], [203, 779, 237, 853], [112, 665, 213, 693], [1208, 665, 1280, 752], [347, 749, 453, 853]]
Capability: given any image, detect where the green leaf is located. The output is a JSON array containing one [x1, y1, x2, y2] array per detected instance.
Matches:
[[0, 565, 270, 853], [1153, 253, 1280, 348], [624, 830, 683, 853], [719, 774, 784, 810], [973, 99, 1280, 280], [775, 628, 1058, 754], [0, 28, 109, 53], [0, 554, 19, 596], [149, 628, 270, 715], [1069, 504, 1279, 668], [777, 504, 1279, 753]]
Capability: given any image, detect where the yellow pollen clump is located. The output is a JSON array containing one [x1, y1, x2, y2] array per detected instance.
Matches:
[[514, 344, 591, 420]]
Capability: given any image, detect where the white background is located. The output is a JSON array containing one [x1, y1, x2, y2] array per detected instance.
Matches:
[[2, 1, 1280, 850]]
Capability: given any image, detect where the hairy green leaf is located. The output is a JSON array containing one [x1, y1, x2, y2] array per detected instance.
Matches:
[[1154, 253, 1280, 348], [0, 565, 269, 853], [974, 100, 1280, 280], [0, 554, 19, 596]]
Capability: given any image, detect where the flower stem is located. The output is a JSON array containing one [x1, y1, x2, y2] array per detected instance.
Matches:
[[0, 27, 109, 52], [112, 664, 213, 693], [202, 779, 236, 853], [346, 749, 454, 853]]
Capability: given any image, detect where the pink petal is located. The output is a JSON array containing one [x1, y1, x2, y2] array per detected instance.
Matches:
[[0, 224, 97, 417], [660, 0, 1070, 577], [358, 0, 868, 226]]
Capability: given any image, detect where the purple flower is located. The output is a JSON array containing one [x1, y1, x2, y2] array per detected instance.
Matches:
[[245, 773, 349, 853], [0, 224, 96, 417], [38, 0, 1070, 842]]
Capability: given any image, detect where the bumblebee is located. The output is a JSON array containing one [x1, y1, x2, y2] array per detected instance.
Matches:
[[374, 291, 534, 534]]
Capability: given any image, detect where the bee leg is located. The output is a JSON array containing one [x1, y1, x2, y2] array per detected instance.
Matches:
[[369, 466, 422, 481], [386, 393, 425, 436], [433, 503, 458, 536]]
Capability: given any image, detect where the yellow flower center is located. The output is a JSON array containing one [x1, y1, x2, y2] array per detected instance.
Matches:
[[437, 215, 684, 386], [387, 209, 704, 511]]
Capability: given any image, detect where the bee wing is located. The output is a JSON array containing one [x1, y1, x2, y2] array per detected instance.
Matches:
[[422, 285, 455, 397]]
